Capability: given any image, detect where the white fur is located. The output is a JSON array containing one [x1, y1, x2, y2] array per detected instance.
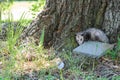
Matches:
[[76, 28, 109, 45]]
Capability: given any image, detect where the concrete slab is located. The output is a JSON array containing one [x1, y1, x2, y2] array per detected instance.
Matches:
[[73, 41, 114, 58]]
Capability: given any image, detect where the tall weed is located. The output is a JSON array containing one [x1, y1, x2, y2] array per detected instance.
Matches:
[[0, 12, 27, 79]]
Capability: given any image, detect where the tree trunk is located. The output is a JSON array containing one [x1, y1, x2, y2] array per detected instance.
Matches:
[[20, 0, 120, 50]]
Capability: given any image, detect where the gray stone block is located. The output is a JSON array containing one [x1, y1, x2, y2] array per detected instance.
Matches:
[[73, 41, 114, 58]]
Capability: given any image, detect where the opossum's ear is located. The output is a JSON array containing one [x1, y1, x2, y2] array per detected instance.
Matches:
[[81, 33, 84, 36], [75, 32, 81, 35], [76, 32, 83, 35]]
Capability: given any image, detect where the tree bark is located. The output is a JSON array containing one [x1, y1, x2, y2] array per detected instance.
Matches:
[[102, 0, 120, 43], [20, 0, 120, 50]]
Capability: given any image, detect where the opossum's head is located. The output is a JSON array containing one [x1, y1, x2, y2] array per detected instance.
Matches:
[[76, 32, 84, 45]]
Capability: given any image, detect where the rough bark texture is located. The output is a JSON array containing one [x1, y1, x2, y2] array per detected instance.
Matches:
[[102, 0, 120, 43], [20, 0, 120, 50]]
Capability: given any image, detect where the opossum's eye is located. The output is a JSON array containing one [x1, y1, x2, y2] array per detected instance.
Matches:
[[78, 36, 84, 44], [76, 36, 79, 40], [81, 33, 84, 36], [80, 38, 83, 41]]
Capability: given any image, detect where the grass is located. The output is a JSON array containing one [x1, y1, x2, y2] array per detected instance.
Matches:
[[0, 13, 65, 79], [0, 25, 120, 79], [0, 1, 120, 80], [30, 0, 45, 18], [0, 20, 120, 80]]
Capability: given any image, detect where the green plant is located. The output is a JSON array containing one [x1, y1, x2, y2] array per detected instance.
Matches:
[[30, 0, 45, 18], [39, 27, 45, 47], [0, 12, 27, 79], [116, 37, 120, 52], [112, 76, 120, 80], [45, 75, 56, 80], [106, 37, 120, 59], [60, 69, 64, 80], [6, 13, 26, 55], [0, 0, 13, 21]]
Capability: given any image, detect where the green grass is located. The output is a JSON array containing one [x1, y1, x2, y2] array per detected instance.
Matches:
[[30, 0, 45, 18], [1, 20, 120, 80], [0, 12, 61, 79], [0, 23, 120, 80], [0, 0, 120, 80], [106, 37, 120, 60]]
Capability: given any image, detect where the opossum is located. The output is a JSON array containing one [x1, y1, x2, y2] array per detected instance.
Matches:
[[76, 28, 109, 45]]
